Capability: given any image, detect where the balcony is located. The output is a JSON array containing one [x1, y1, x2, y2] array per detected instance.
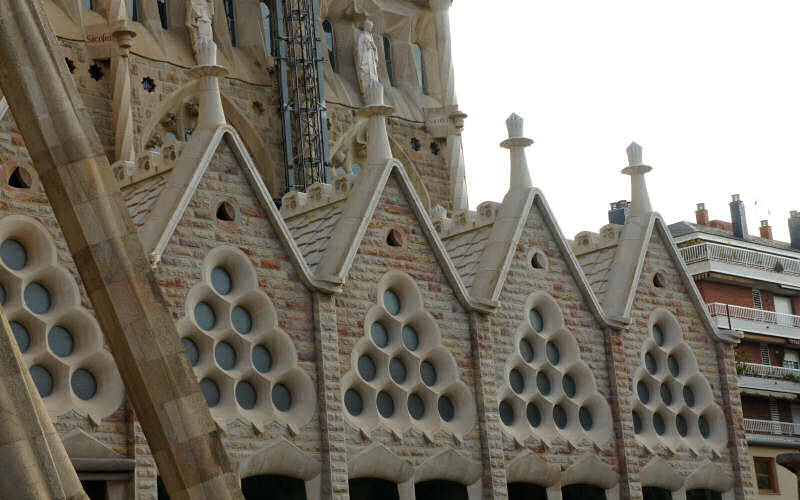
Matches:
[[708, 302, 800, 340], [737, 362, 800, 393], [680, 242, 800, 287], [744, 418, 800, 438]]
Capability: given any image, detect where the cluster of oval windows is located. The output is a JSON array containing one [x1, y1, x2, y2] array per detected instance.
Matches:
[[179, 248, 315, 428], [498, 295, 612, 444], [343, 279, 475, 435], [631, 317, 724, 449]]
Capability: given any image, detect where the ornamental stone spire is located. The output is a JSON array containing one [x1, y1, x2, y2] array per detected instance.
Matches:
[[622, 141, 653, 216], [189, 36, 227, 130], [358, 81, 393, 167], [500, 113, 533, 190]]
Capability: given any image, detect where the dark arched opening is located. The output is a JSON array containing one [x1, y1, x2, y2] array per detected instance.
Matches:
[[349, 477, 399, 500], [643, 487, 672, 500], [508, 481, 548, 500], [415, 480, 468, 500], [322, 20, 336, 72], [242, 474, 307, 500], [562, 484, 606, 500], [686, 490, 723, 500]]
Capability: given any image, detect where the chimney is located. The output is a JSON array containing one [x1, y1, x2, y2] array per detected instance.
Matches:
[[790, 211, 800, 250], [729, 194, 748, 239], [695, 203, 709, 226], [759, 220, 773, 240], [608, 200, 630, 225]]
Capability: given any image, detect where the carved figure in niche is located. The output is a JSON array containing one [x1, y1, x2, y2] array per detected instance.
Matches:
[[185, 0, 214, 58], [355, 19, 379, 96]]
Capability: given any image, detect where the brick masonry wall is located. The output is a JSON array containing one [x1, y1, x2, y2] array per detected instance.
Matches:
[[696, 282, 758, 309], [387, 119, 449, 211], [491, 200, 619, 476], [628, 230, 754, 497], [336, 173, 482, 473]]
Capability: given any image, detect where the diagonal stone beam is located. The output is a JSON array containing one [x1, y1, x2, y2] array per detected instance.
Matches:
[[0, 306, 88, 500], [0, 2, 243, 499]]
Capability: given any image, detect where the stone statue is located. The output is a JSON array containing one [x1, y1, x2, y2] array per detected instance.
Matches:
[[185, 0, 214, 59], [355, 20, 379, 96]]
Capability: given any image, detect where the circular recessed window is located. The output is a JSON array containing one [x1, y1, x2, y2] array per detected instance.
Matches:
[[24, 282, 51, 314], [653, 272, 666, 288], [563, 373, 577, 398], [699, 415, 711, 438], [637, 381, 650, 404], [526, 402, 541, 427], [633, 411, 642, 434], [668, 355, 680, 377], [214, 341, 237, 370], [421, 360, 437, 386], [510, 368, 525, 394], [0, 239, 27, 270], [529, 309, 544, 332], [48, 326, 74, 357], [660, 384, 673, 405], [676, 414, 688, 437], [30, 365, 53, 397], [645, 352, 657, 375], [10, 321, 29, 352], [553, 405, 568, 429], [235, 381, 257, 410], [652, 324, 665, 346], [546, 342, 560, 365], [383, 290, 401, 315], [683, 386, 695, 407], [653, 413, 666, 435], [531, 252, 547, 270], [182, 337, 199, 366], [377, 391, 394, 418], [357, 354, 376, 381], [215, 201, 236, 222], [71, 368, 97, 400], [194, 302, 216, 331], [200, 378, 220, 407], [371, 322, 389, 348], [402, 325, 419, 351], [579, 407, 593, 431], [252, 345, 272, 373], [386, 229, 403, 248], [210, 267, 232, 295], [536, 372, 551, 395], [520, 338, 534, 362], [438, 395, 455, 422], [408, 393, 425, 420], [499, 400, 514, 426], [345, 388, 363, 416], [8, 166, 32, 189], [272, 383, 292, 412], [231, 306, 252, 334], [389, 357, 407, 384]]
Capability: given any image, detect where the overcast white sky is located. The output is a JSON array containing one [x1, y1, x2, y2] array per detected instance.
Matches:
[[449, 0, 800, 242]]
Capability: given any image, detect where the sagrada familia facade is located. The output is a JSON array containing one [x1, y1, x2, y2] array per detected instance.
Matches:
[[0, 1, 757, 499]]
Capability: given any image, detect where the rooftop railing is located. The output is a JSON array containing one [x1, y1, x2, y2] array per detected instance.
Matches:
[[708, 303, 800, 330], [681, 242, 800, 276], [737, 362, 800, 381], [744, 418, 800, 437]]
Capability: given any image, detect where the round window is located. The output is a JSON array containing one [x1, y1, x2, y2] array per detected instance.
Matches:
[[48, 326, 74, 357], [546, 341, 560, 365], [653, 413, 666, 435], [345, 389, 363, 416], [383, 290, 401, 315], [529, 309, 544, 332], [637, 381, 650, 404], [200, 378, 220, 407], [660, 383, 673, 405], [357, 354, 376, 381], [553, 405, 568, 429], [562, 374, 577, 398], [526, 402, 541, 427], [579, 407, 593, 431], [252, 345, 272, 373], [520, 338, 534, 362], [377, 391, 394, 418], [499, 400, 514, 426], [408, 393, 425, 420], [214, 341, 236, 370], [235, 381, 257, 410], [509, 368, 525, 394], [402, 325, 419, 351], [30, 365, 53, 397], [676, 414, 688, 437], [182, 337, 199, 366], [371, 322, 388, 348], [71, 368, 97, 401], [652, 324, 665, 346], [438, 395, 455, 422], [24, 282, 51, 314], [536, 372, 551, 395], [389, 358, 407, 384], [0, 239, 27, 270], [668, 355, 680, 377], [632, 411, 642, 434], [272, 383, 292, 412], [194, 302, 216, 331], [645, 352, 657, 375], [231, 306, 252, 334], [210, 267, 232, 295], [10, 321, 29, 352], [421, 361, 437, 386], [699, 415, 711, 438], [683, 386, 695, 407]]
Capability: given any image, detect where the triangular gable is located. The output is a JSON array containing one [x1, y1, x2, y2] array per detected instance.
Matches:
[[139, 124, 337, 293], [313, 159, 494, 313], [603, 212, 739, 343], [467, 187, 613, 327]]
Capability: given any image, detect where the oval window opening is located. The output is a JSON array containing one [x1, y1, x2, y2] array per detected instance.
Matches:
[[386, 229, 403, 247], [216, 201, 236, 222]]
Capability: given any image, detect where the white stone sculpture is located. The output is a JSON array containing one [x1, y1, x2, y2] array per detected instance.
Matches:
[[186, 0, 215, 60], [355, 20, 379, 96]]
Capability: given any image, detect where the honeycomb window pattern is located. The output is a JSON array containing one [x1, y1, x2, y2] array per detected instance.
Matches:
[[631, 309, 727, 451], [178, 246, 315, 430], [498, 291, 612, 445], [0, 215, 124, 419], [341, 271, 477, 436]]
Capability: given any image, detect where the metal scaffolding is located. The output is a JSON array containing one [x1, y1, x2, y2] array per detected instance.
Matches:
[[275, 0, 331, 193]]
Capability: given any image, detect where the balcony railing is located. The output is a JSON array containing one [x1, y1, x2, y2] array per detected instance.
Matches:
[[708, 303, 800, 330], [681, 242, 800, 276], [738, 362, 800, 381], [744, 418, 800, 437]]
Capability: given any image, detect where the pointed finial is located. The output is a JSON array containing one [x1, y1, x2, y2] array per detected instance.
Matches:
[[357, 81, 394, 166], [621, 141, 653, 216], [500, 113, 534, 190]]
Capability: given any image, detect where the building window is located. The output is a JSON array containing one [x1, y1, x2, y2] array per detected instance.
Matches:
[[84, 0, 93, 10], [322, 20, 336, 72], [382, 35, 393, 86], [157, 0, 168, 29], [785, 350, 800, 369], [350, 478, 399, 500], [415, 480, 468, 500], [508, 482, 547, 500], [754, 457, 778, 493], [242, 475, 307, 499], [128, 0, 138, 21], [224, 0, 237, 47], [562, 484, 606, 500], [260, 3, 273, 57], [412, 43, 426, 94], [686, 490, 722, 500], [642, 487, 672, 500]]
